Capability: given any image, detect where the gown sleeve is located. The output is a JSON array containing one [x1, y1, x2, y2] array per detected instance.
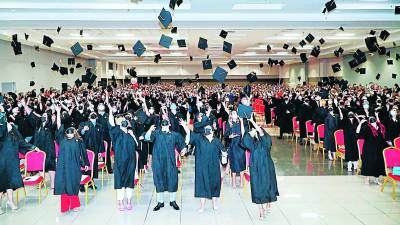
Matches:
[[189, 132, 200, 146], [241, 133, 254, 151], [79, 140, 90, 167], [15, 129, 35, 154], [55, 125, 65, 144], [174, 132, 186, 152]]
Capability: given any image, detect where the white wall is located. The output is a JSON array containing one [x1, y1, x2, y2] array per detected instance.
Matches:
[[0, 40, 90, 92]]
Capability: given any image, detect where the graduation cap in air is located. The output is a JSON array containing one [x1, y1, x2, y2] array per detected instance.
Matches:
[[387, 59, 394, 65], [378, 46, 386, 55], [268, 58, 274, 67], [297, 76, 301, 82], [133, 40, 146, 57], [59, 67, 68, 75], [87, 44, 93, 50], [30, 62, 35, 68], [213, 66, 228, 83], [171, 27, 177, 34], [30, 81, 35, 87], [220, 30, 228, 39], [237, 104, 253, 119], [154, 54, 162, 63], [300, 53, 308, 63], [68, 58, 75, 65], [118, 44, 125, 51], [75, 79, 82, 87], [386, 51, 391, 57], [323, 0, 336, 13], [198, 37, 208, 50], [159, 34, 173, 49], [76, 63, 82, 68], [339, 26, 344, 31], [189, 56, 193, 61], [370, 30, 376, 35], [396, 53, 400, 61], [365, 36, 379, 52], [319, 38, 325, 45], [34, 46, 40, 51], [332, 63, 341, 73], [57, 26, 61, 34], [127, 67, 137, 77], [158, 8, 172, 29], [24, 33, 29, 40], [259, 63, 264, 68], [357, 68, 366, 74], [12, 34, 18, 42], [70, 42, 83, 56], [305, 33, 315, 43], [169, 0, 176, 10], [291, 47, 297, 54], [195, 73, 200, 79], [279, 60, 285, 67], [227, 59, 237, 69], [176, 0, 183, 7], [175, 79, 183, 87], [223, 41, 232, 54], [299, 40, 306, 47], [51, 63, 59, 71], [283, 44, 289, 50], [376, 73, 381, 80], [202, 59, 212, 70], [69, 67, 74, 74], [246, 72, 257, 83], [267, 44, 272, 52], [42, 35, 54, 47], [393, 73, 397, 79], [379, 30, 390, 41], [11, 41, 22, 55], [396, 6, 400, 14], [310, 46, 321, 57], [177, 39, 186, 48]]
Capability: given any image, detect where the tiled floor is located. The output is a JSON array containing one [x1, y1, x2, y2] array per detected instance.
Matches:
[[1, 137, 399, 225]]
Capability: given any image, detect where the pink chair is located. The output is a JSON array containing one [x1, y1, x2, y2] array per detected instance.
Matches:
[[305, 120, 315, 147], [356, 139, 365, 175], [222, 121, 227, 135], [54, 141, 59, 159], [334, 130, 345, 167], [394, 137, 400, 149], [245, 150, 251, 171], [381, 147, 400, 199], [217, 118, 223, 129], [98, 141, 109, 186], [81, 149, 96, 204], [292, 117, 300, 143], [317, 124, 325, 157], [16, 150, 47, 204]]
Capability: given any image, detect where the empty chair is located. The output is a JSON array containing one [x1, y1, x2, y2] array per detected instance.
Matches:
[[305, 120, 315, 147], [292, 117, 300, 143], [381, 147, 400, 199], [98, 141, 109, 186], [317, 124, 325, 157], [81, 149, 96, 205], [334, 130, 345, 167]]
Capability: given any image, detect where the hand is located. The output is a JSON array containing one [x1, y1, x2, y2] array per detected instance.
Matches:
[[84, 166, 89, 172], [179, 118, 186, 127], [180, 149, 187, 157], [139, 136, 144, 140], [83, 126, 90, 131], [6, 123, 12, 132], [229, 134, 239, 139], [149, 125, 156, 132], [98, 153, 102, 158]]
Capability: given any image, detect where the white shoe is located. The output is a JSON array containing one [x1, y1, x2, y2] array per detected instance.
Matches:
[[374, 178, 382, 185], [198, 208, 204, 213], [6, 201, 18, 211]]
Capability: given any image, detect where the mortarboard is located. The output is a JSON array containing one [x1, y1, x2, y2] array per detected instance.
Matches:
[[42, 35, 54, 47], [69, 67, 74, 74], [393, 74, 397, 79], [195, 73, 199, 79], [297, 76, 301, 81], [267, 44, 272, 52], [202, 59, 212, 70], [79, 29, 83, 36], [24, 33, 29, 40], [68, 58, 75, 65], [283, 44, 289, 50], [171, 27, 177, 34], [70, 42, 83, 56], [300, 53, 308, 63], [237, 104, 253, 119], [299, 40, 306, 47], [310, 46, 321, 57], [60, 67, 68, 75], [34, 45, 40, 51], [268, 58, 274, 67], [365, 36, 379, 52], [158, 8, 172, 29], [133, 40, 146, 57], [30, 81, 35, 87], [12, 34, 17, 42], [332, 63, 341, 73], [213, 66, 228, 83], [159, 34, 173, 49], [198, 37, 208, 50], [223, 41, 232, 54], [227, 59, 237, 69], [386, 51, 390, 57], [11, 41, 22, 55], [127, 67, 137, 77], [154, 54, 162, 63], [177, 39, 186, 48], [376, 73, 381, 80], [75, 79, 82, 87], [189, 55, 193, 61], [370, 30, 376, 35], [76, 63, 82, 68], [57, 26, 61, 34], [279, 60, 285, 67], [246, 72, 257, 83], [324, 0, 336, 13], [319, 38, 325, 45], [379, 30, 390, 41], [339, 26, 344, 31], [30, 62, 35, 68], [359, 68, 366, 74], [378, 46, 386, 55], [87, 44, 93, 50], [259, 63, 264, 68], [396, 53, 400, 61], [220, 30, 228, 39], [387, 59, 393, 65], [118, 44, 125, 51], [291, 47, 297, 54], [176, 0, 183, 7], [51, 63, 59, 71], [396, 6, 400, 14], [305, 33, 315, 43]]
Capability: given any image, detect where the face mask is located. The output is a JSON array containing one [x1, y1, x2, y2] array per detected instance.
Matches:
[[89, 114, 97, 120], [66, 134, 74, 139], [17, 103, 23, 108], [363, 104, 369, 109], [121, 120, 129, 128], [390, 111, 397, 117], [41, 117, 47, 122]]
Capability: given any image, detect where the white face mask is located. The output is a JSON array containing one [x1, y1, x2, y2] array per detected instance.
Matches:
[[363, 104, 369, 109], [390, 110, 397, 117]]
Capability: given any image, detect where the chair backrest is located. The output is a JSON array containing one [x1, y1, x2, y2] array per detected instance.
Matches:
[[83, 150, 95, 178], [382, 147, 400, 175], [394, 137, 400, 149], [99, 141, 108, 162], [25, 150, 46, 176], [217, 118, 223, 129], [259, 105, 265, 113], [317, 124, 325, 141], [271, 108, 276, 119], [305, 120, 314, 133], [54, 141, 59, 159], [18, 152, 25, 159], [334, 129, 345, 147], [292, 117, 299, 131], [357, 139, 364, 157]]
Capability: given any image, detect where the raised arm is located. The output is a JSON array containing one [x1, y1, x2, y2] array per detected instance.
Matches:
[[106, 92, 115, 127], [249, 115, 264, 137], [179, 118, 191, 145], [55, 104, 61, 130], [239, 117, 245, 137]]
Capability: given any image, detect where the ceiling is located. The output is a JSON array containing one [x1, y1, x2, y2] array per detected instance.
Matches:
[[0, 0, 399, 65]]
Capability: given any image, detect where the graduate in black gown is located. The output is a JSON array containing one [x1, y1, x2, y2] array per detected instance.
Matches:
[[97, 103, 113, 174], [107, 94, 139, 211], [383, 106, 400, 144], [297, 98, 313, 144], [144, 119, 186, 211], [338, 109, 360, 172], [224, 111, 246, 188], [240, 116, 278, 220], [276, 96, 294, 139], [324, 107, 339, 160], [78, 112, 105, 179], [54, 106, 89, 213], [0, 111, 37, 213], [181, 121, 223, 212]]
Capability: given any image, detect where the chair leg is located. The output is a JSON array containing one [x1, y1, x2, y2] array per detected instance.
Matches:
[[85, 185, 88, 205], [392, 180, 396, 200], [101, 169, 104, 186], [38, 183, 42, 204], [381, 177, 388, 192], [92, 180, 96, 196]]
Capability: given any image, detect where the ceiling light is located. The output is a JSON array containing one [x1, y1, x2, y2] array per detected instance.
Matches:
[[337, 3, 393, 10], [232, 4, 284, 10]]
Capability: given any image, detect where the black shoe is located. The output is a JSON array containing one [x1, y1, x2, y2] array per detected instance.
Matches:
[[170, 201, 180, 210], [89, 184, 97, 189], [153, 202, 164, 211], [108, 169, 113, 174], [79, 186, 85, 192]]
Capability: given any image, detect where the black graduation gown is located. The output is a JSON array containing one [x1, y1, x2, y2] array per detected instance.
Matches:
[[29, 113, 57, 171], [147, 130, 186, 193], [224, 122, 245, 173], [297, 103, 313, 138], [54, 126, 89, 195], [359, 125, 387, 177], [341, 118, 359, 161], [144, 114, 159, 155], [241, 133, 279, 204], [263, 100, 273, 125], [109, 124, 138, 189], [131, 120, 147, 170], [189, 133, 223, 199], [312, 107, 328, 140], [324, 114, 339, 152], [383, 118, 400, 143], [0, 126, 34, 193], [78, 121, 105, 178]]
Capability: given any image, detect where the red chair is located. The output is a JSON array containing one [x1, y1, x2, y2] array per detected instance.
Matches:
[[356, 139, 365, 176], [259, 105, 265, 116], [222, 121, 227, 135], [334, 129, 345, 167], [16, 150, 47, 204], [81, 149, 96, 205], [292, 117, 300, 143], [381, 147, 400, 199], [317, 124, 325, 157], [54, 141, 59, 159], [394, 137, 400, 149], [305, 120, 315, 147], [98, 141, 109, 186], [18, 152, 25, 171], [270, 108, 276, 127], [217, 118, 223, 129]]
